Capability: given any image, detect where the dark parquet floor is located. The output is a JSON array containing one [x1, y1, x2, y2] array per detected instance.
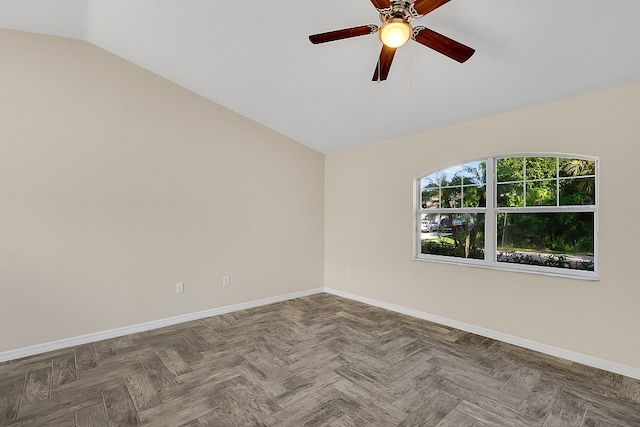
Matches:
[[1, 293, 639, 426]]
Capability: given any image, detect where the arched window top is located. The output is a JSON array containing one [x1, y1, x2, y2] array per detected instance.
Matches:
[[419, 160, 487, 209], [415, 154, 598, 280]]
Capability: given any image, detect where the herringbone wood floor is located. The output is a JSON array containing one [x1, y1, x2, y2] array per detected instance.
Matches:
[[1, 293, 639, 426]]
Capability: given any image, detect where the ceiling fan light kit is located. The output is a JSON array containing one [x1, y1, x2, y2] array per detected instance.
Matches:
[[309, 0, 475, 81], [379, 18, 412, 48]]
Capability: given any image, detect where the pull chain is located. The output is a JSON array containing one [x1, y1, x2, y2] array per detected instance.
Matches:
[[409, 40, 414, 90]]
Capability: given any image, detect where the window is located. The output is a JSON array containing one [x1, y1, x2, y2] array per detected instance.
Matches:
[[416, 155, 597, 279]]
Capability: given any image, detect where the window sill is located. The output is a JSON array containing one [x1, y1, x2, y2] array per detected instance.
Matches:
[[413, 255, 599, 281]]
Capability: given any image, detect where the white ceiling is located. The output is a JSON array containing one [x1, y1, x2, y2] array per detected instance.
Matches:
[[2, 0, 640, 153]]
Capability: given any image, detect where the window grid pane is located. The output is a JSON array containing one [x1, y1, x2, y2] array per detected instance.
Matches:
[[421, 161, 487, 210]]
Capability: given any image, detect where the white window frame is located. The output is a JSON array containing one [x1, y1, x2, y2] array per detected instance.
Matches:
[[414, 153, 598, 280]]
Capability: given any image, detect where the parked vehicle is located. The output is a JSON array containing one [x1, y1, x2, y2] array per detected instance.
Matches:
[[439, 217, 465, 232], [421, 221, 439, 232]]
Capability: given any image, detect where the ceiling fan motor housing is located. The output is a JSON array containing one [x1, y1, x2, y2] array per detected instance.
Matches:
[[379, 1, 418, 23]]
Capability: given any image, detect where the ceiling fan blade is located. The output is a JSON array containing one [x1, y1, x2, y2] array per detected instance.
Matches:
[[413, 27, 475, 63], [370, 0, 391, 9], [309, 25, 378, 44], [412, 0, 450, 16], [372, 45, 397, 81]]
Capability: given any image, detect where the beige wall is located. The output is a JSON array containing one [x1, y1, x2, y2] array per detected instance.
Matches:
[[0, 30, 324, 352], [325, 81, 640, 370]]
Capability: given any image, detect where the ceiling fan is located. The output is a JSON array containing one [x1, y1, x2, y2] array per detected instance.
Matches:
[[309, 0, 475, 81]]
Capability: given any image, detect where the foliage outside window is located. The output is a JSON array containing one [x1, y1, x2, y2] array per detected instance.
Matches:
[[416, 155, 597, 279]]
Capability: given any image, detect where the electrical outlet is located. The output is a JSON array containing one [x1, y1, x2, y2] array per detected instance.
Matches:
[[176, 282, 184, 293], [222, 275, 230, 287]]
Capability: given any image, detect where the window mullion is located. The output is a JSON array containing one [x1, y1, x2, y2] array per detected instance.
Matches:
[[486, 157, 496, 263], [495, 205, 596, 214], [556, 157, 560, 206], [523, 156, 527, 208]]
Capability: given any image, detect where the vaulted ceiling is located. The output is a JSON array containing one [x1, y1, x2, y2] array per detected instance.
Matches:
[[2, 0, 640, 153]]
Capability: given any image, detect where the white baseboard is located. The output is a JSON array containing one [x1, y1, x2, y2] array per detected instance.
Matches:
[[0, 288, 324, 363], [325, 288, 640, 381], [4, 286, 639, 381]]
